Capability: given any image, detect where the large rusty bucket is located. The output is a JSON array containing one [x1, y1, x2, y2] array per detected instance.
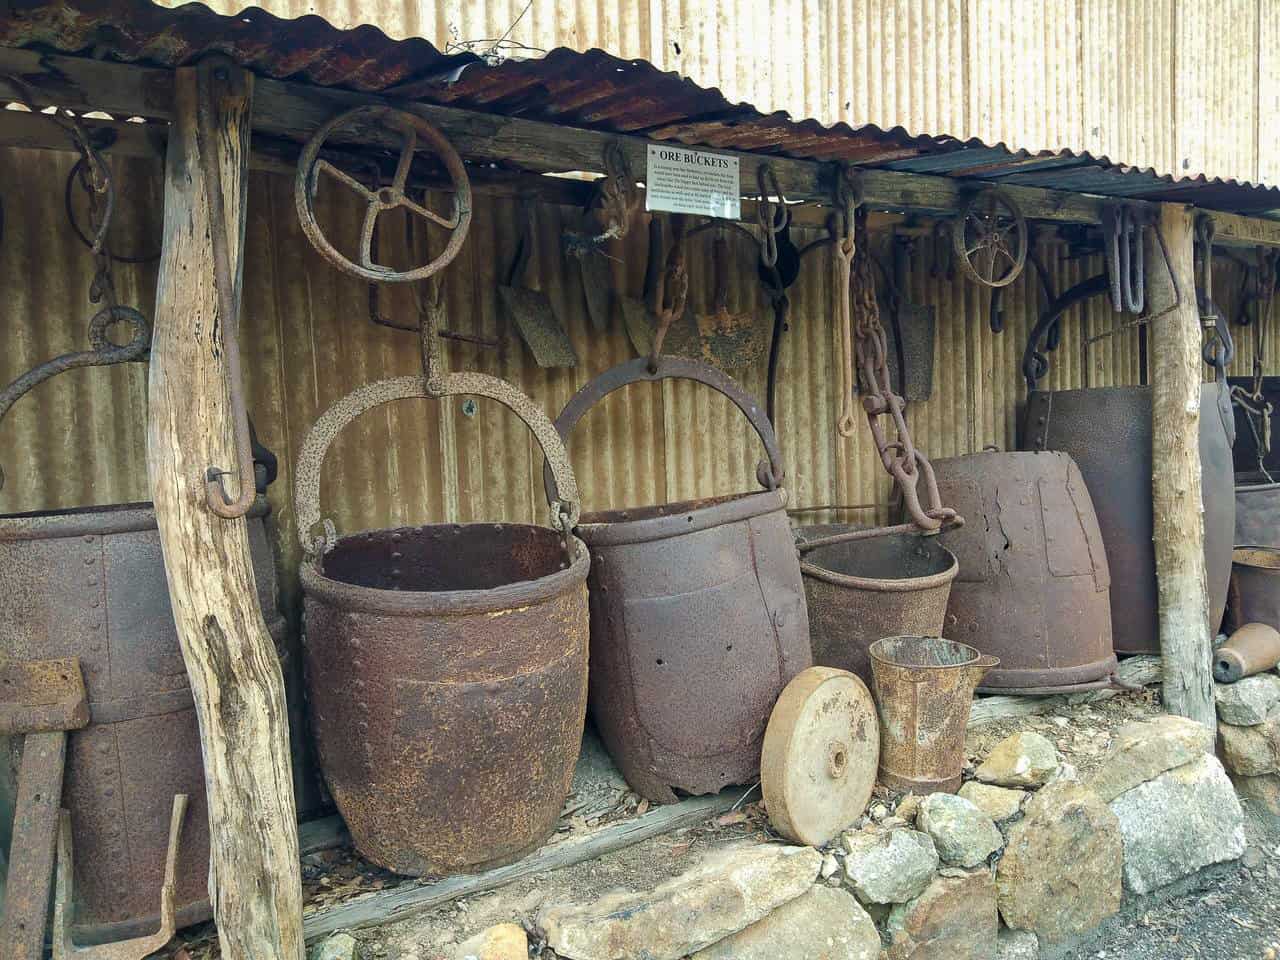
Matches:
[[1226, 546, 1280, 634], [295, 375, 589, 875], [869, 636, 997, 795], [1023, 384, 1235, 654], [929, 451, 1116, 694], [0, 498, 286, 942], [546, 357, 812, 803], [795, 526, 957, 684], [1235, 478, 1280, 548]]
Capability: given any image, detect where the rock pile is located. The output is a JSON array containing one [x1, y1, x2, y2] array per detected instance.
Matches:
[[1217, 674, 1280, 818]]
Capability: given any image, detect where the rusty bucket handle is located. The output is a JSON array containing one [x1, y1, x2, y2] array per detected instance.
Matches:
[[295, 374, 581, 558], [0, 305, 150, 493], [543, 355, 786, 508]]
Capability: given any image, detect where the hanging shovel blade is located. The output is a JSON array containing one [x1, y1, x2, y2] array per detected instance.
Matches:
[[500, 200, 577, 368]]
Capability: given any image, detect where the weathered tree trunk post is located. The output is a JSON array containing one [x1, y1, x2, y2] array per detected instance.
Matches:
[[146, 58, 304, 959], [1150, 202, 1217, 728]]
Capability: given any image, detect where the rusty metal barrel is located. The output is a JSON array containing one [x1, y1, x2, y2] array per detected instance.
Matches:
[[1023, 384, 1235, 654], [546, 357, 812, 804], [929, 451, 1117, 694], [0, 498, 286, 943], [795, 526, 957, 684], [1235, 477, 1280, 548], [295, 374, 589, 876]]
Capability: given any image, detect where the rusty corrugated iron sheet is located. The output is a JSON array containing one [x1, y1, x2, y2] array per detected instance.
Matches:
[[2, 0, 1279, 209]]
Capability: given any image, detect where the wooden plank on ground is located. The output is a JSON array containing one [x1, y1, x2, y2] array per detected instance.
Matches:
[[302, 789, 741, 940]]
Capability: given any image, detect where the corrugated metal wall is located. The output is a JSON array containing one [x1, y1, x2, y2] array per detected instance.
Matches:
[[155, 0, 1279, 185], [0, 145, 1150, 592]]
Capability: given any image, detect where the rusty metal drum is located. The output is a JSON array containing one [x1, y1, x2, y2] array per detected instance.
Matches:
[[0, 497, 286, 943], [795, 526, 958, 685], [1235, 478, 1280, 548], [929, 451, 1115, 693], [1023, 384, 1236, 654], [547, 357, 812, 804], [295, 375, 589, 875]]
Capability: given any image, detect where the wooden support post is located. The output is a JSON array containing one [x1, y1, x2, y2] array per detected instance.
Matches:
[[146, 59, 304, 959], [1149, 203, 1217, 728]]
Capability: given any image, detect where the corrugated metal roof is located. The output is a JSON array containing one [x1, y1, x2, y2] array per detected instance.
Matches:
[[2, 0, 1278, 213]]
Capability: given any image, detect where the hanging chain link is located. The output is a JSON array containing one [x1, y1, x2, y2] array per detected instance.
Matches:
[[834, 165, 958, 534], [1231, 245, 1277, 479]]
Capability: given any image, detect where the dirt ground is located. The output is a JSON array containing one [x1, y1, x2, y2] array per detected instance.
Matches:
[[165, 690, 1280, 960]]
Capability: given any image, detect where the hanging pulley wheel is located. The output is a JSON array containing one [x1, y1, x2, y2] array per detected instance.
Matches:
[[295, 105, 473, 283], [952, 187, 1027, 288], [761, 666, 879, 847]]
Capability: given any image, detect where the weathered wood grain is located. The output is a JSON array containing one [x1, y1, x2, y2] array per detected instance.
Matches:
[[146, 59, 303, 959]]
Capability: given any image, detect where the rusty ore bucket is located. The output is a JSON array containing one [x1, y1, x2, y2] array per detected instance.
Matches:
[[295, 375, 589, 875], [547, 357, 812, 804], [1226, 546, 1280, 635], [869, 636, 997, 795], [929, 451, 1117, 694], [0, 497, 286, 943], [795, 525, 957, 685], [1235, 477, 1280, 549], [1023, 384, 1235, 654]]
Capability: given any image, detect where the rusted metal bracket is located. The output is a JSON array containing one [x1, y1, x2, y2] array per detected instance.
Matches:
[[0, 657, 90, 960], [52, 795, 189, 960]]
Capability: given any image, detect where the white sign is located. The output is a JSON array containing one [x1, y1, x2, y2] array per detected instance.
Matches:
[[645, 144, 741, 219]]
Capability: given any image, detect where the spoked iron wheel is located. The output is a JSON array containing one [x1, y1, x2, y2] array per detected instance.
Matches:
[[952, 187, 1027, 288]]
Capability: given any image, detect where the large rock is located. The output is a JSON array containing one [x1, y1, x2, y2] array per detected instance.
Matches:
[[996, 782, 1122, 944], [1109, 754, 1246, 895], [455, 923, 527, 960], [1084, 714, 1213, 802], [313, 934, 360, 960], [917, 794, 1003, 867], [538, 843, 821, 960], [995, 928, 1039, 960], [690, 886, 881, 960], [1231, 771, 1280, 817], [1215, 674, 1280, 725], [1218, 707, 1280, 776], [885, 868, 997, 960], [975, 733, 1058, 788], [843, 828, 939, 905], [957, 783, 1025, 824]]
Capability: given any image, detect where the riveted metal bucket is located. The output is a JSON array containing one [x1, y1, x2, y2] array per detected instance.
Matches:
[[869, 636, 997, 795], [0, 497, 286, 943], [929, 451, 1117, 694], [546, 357, 812, 803], [1235, 478, 1280, 549], [1226, 546, 1280, 636], [295, 374, 589, 875], [1023, 384, 1235, 654], [796, 526, 957, 685]]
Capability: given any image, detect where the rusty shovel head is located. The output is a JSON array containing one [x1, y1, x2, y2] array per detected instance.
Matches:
[[0, 657, 89, 736]]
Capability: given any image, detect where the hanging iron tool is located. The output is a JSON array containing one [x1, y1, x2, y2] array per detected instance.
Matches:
[[757, 164, 801, 427], [566, 141, 641, 331], [1231, 246, 1276, 479], [1235, 246, 1279, 327], [833, 165, 959, 536], [498, 197, 578, 367], [952, 187, 1027, 288], [886, 232, 935, 401], [1102, 203, 1148, 314], [1197, 214, 1235, 380]]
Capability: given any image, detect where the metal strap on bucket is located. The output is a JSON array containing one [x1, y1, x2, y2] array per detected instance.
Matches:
[[294, 373, 582, 558], [543, 355, 786, 507]]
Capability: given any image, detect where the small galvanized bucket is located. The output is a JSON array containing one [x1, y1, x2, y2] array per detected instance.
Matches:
[[546, 357, 812, 803], [796, 526, 958, 684], [868, 636, 997, 795], [295, 374, 590, 876]]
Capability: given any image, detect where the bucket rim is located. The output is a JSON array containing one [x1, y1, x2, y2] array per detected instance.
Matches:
[[799, 539, 958, 593], [868, 635, 983, 670], [1232, 545, 1280, 570], [573, 488, 786, 547], [0, 496, 270, 541], [300, 522, 590, 615]]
